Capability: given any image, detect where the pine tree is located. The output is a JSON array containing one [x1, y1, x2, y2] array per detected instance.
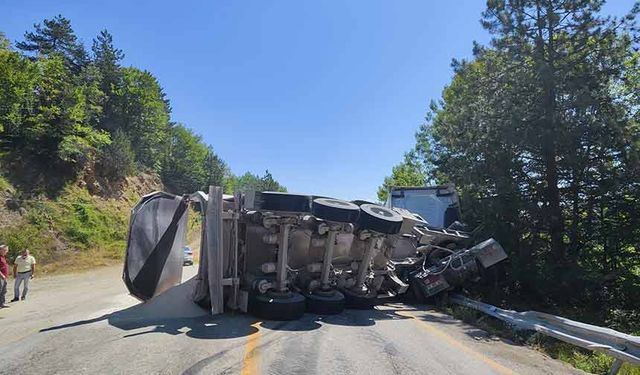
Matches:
[[92, 29, 124, 132], [399, 0, 640, 326], [92, 30, 124, 78], [260, 170, 287, 192], [16, 15, 88, 72]]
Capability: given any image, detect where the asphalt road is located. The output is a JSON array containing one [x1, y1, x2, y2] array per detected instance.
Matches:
[[0, 266, 585, 375]]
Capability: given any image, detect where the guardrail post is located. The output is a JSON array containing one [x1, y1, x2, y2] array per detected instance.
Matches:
[[609, 359, 623, 375]]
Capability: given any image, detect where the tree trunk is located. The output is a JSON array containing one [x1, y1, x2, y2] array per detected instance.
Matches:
[[543, 143, 565, 260], [537, 0, 566, 261], [569, 173, 580, 263]]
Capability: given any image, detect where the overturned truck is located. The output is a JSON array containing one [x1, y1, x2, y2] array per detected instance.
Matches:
[[123, 185, 507, 321]]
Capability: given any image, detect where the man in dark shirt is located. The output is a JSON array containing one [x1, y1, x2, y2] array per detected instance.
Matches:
[[0, 245, 9, 308]]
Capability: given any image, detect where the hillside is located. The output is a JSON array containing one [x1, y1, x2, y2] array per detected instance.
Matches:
[[0, 173, 162, 274], [0, 15, 288, 274]]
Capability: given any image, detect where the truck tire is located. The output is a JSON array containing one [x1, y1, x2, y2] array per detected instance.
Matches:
[[249, 291, 306, 321], [357, 204, 403, 234], [341, 288, 378, 309], [312, 198, 360, 223], [257, 192, 311, 213], [305, 289, 345, 315]]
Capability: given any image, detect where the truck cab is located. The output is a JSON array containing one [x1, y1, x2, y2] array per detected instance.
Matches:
[[384, 184, 462, 229]]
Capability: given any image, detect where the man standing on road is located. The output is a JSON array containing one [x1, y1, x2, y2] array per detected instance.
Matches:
[[12, 249, 35, 302], [0, 245, 9, 308]]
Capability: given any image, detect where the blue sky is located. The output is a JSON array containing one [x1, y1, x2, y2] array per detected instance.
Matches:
[[1, 1, 635, 201]]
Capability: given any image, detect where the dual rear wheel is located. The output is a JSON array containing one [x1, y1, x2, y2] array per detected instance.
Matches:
[[248, 290, 345, 320], [249, 288, 379, 320], [248, 193, 396, 320]]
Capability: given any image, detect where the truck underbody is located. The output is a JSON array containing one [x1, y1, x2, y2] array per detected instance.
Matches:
[[123, 185, 507, 320]]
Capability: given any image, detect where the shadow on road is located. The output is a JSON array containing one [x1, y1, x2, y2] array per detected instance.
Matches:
[[410, 306, 523, 347], [39, 278, 508, 345], [318, 304, 417, 327], [40, 278, 261, 339], [38, 277, 320, 339]]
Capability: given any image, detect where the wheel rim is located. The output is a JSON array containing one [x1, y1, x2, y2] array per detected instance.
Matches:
[[357, 204, 403, 234], [312, 198, 360, 223]]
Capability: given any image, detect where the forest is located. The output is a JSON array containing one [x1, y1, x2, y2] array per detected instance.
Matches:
[[379, 0, 640, 335], [0, 15, 285, 198], [0, 16, 285, 271]]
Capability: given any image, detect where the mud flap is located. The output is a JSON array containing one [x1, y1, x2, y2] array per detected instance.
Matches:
[[123, 192, 188, 301]]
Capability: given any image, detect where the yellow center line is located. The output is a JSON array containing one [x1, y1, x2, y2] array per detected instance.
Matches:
[[240, 321, 262, 375], [397, 311, 516, 375]]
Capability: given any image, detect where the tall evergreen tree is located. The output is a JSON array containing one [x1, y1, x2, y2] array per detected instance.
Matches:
[[478, 0, 640, 262], [394, 0, 640, 329], [16, 15, 88, 72], [92, 30, 123, 80], [92, 29, 124, 132], [260, 170, 287, 192]]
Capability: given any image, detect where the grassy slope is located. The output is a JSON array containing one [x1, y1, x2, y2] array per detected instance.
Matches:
[[0, 174, 162, 274]]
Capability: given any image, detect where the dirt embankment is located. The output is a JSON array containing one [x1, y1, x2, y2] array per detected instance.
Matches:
[[0, 173, 163, 275]]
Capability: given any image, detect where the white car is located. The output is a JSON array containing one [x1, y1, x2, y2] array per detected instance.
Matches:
[[183, 246, 194, 266]]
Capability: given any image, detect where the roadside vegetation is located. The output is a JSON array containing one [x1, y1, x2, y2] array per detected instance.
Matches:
[[379, 0, 639, 372], [0, 17, 285, 272], [0, 174, 161, 273], [445, 304, 639, 375]]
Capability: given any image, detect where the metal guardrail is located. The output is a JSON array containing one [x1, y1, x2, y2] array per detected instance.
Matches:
[[450, 294, 640, 375]]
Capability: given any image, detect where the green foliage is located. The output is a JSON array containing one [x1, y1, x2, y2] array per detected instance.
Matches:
[[377, 153, 426, 202], [223, 174, 238, 194], [161, 124, 228, 194], [227, 170, 287, 193], [0, 51, 109, 194], [0, 175, 11, 193], [0, 48, 38, 136], [92, 29, 123, 93], [92, 29, 124, 133], [56, 186, 127, 248], [259, 170, 287, 192], [15, 15, 88, 72], [2, 16, 285, 200], [0, 32, 10, 50], [97, 129, 135, 183], [0, 183, 132, 269], [111, 67, 171, 170], [385, 0, 640, 335], [4, 17, 173, 192], [0, 16, 287, 273], [530, 335, 640, 375], [204, 151, 228, 188]]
